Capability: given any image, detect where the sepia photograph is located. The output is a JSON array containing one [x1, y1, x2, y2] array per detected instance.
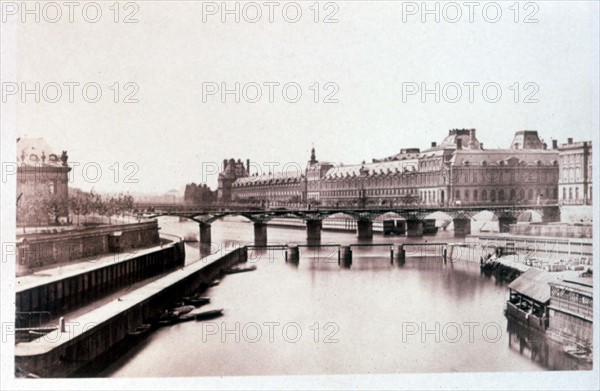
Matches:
[[1, 1, 598, 389]]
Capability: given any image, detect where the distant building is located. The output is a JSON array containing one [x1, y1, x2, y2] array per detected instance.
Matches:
[[558, 138, 592, 205], [184, 183, 215, 206], [215, 129, 592, 213], [16, 138, 71, 226], [217, 158, 250, 202]]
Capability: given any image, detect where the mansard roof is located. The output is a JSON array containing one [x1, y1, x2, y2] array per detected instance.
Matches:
[[232, 171, 304, 187], [450, 149, 559, 166], [322, 159, 418, 180]]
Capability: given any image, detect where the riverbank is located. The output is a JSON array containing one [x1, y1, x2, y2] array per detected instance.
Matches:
[[15, 246, 245, 377]]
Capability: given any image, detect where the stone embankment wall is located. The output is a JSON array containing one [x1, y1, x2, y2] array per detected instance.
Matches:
[[16, 221, 161, 275]]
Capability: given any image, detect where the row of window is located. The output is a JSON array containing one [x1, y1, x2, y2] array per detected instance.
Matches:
[[455, 187, 557, 201], [560, 186, 592, 201]]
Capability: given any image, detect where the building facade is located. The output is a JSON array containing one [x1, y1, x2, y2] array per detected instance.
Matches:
[[558, 139, 592, 205], [217, 129, 592, 210], [16, 138, 71, 226]]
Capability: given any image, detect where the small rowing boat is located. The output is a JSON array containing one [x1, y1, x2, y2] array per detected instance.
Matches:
[[182, 295, 210, 307], [194, 309, 224, 321], [225, 265, 257, 274], [128, 324, 152, 337]]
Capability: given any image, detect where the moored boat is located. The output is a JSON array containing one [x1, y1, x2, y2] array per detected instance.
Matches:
[[183, 296, 210, 307], [225, 265, 257, 274], [563, 344, 593, 363], [128, 323, 152, 337], [194, 308, 224, 320]]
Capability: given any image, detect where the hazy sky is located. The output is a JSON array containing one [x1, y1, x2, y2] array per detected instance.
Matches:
[[5, 1, 599, 193]]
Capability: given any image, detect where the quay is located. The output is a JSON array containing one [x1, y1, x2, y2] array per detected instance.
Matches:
[[15, 246, 247, 378], [16, 235, 185, 317]]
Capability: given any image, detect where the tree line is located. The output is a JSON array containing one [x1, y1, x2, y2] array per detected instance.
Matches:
[[17, 189, 135, 228]]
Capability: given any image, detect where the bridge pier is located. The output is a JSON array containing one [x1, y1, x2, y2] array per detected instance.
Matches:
[[396, 220, 406, 235], [339, 245, 352, 268], [453, 218, 471, 237], [356, 219, 373, 239], [406, 220, 423, 237], [199, 223, 212, 253], [541, 206, 561, 223], [254, 222, 268, 246], [498, 217, 517, 233], [396, 245, 406, 264], [306, 220, 322, 243], [286, 245, 299, 263]]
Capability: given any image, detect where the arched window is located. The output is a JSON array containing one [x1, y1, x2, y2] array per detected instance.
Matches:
[[510, 189, 516, 200], [575, 188, 579, 200], [455, 190, 460, 200], [490, 190, 496, 201], [464, 190, 470, 200], [481, 189, 487, 201], [498, 189, 505, 201], [473, 190, 478, 201], [562, 188, 566, 200], [519, 189, 525, 199], [569, 188, 573, 200], [575, 167, 581, 181]]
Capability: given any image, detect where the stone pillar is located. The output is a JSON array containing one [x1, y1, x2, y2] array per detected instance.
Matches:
[[286, 245, 299, 263], [396, 220, 406, 235], [356, 219, 373, 239], [254, 222, 268, 246], [397, 245, 406, 264], [306, 220, 322, 242], [406, 220, 423, 237], [498, 217, 517, 233], [339, 245, 352, 267], [199, 223, 212, 253], [541, 206, 560, 223], [453, 218, 471, 237]]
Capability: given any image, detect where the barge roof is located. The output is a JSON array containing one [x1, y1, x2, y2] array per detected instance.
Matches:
[[508, 268, 581, 303]]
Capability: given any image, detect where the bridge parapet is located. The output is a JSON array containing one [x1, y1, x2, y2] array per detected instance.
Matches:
[[142, 204, 560, 226]]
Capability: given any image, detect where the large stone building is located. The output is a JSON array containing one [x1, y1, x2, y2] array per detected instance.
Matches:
[[558, 138, 592, 205], [217, 158, 250, 202], [217, 129, 592, 211], [16, 138, 71, 226]]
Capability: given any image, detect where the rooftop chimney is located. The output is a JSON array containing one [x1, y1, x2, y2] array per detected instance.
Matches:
[[543, 143, 547, 150], [552, 140, 558, 149], [456, 138, 462, 150], [468, 129, 478, 149], [480, 143, 484, 150], [246, 159, 250, 174], [431, 141, 437, 148], [568, 138, 573, 145]]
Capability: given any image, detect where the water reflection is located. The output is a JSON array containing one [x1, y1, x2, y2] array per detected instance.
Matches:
[[506, 319, 592, 371]]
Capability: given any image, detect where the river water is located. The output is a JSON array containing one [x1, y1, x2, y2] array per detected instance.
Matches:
[[102, 217, 587, 376]]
